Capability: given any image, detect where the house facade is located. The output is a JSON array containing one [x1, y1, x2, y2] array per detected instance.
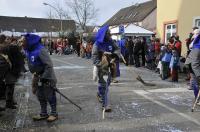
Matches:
[[157, 0, 200, 55]]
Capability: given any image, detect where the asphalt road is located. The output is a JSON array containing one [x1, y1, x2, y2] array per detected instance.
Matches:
[[1, 54, 200, 132]]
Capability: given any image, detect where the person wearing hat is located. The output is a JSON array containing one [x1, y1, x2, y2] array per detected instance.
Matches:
[[185, 28, 200, 101], [92, 25, 120, 112], [23, 34, 58, 122]]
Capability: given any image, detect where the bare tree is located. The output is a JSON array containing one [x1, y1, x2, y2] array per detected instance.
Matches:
[[44, 0, 71, 20], [65, 0, 98, 31]]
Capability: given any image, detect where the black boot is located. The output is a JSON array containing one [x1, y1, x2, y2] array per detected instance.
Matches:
[[5, 84, 17, 109], [102, 105, 112, 112]]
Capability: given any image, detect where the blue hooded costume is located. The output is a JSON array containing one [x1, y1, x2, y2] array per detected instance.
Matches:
[[191, 34, 200, 98], [25, 34, 57, 81], [95, 25, 114, 53], [92, 25, 120, 110], [185, 34, 200, 99], [24, 34, 57, 117], [117, 39, 127, 57], [193, 34, 200, 49], [117, 39, 128, 76], [25, 34, 44, 69]]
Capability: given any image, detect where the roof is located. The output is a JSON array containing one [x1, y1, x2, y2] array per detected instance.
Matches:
[[110, 24, 154, 35], [0, 16, 76, 32], [104, 0, 157, 26]]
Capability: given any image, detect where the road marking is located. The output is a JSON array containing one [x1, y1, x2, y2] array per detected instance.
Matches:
[[57, 82, 96, 86], [147, 87, 189, 93], [58, 87, 73, 90], [111, 83, 126, 85], [52, 58, 75, 66], [54, 65, 86, 70], [134, 90, 200, 126]]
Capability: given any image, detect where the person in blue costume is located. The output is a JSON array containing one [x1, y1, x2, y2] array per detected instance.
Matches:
[[23, 34, 58, 122], [112, 38, 127, 83], [185, 29, 200, 102], [92, 25, 120, 112]]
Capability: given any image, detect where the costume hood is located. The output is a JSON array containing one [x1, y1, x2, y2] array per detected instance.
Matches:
[[95, 25, 109, 44], [193, 34, 200, 49], [24, 34, 41, 50]]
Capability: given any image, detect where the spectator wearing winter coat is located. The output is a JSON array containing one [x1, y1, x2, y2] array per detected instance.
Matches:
[[56, 39, 63, 55], [133, 37, 141, 67], [141, 37, 146, 67], [185, 33, 194, 56], [146, 41, 155, 70], [76, 37, 81, 57], [174, 35, 182, 57], [127, 36, 134, 65], [154, 38, 161, 64], [85, 41, 93, 59], [168, 36, 175, 50]]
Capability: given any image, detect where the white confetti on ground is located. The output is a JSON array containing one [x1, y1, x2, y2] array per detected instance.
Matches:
[[159, 125, 183, 132], [158, 93, 192, 107]]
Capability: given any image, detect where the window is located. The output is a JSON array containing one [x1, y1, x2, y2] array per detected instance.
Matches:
[[193, 17, 200, 29], [167, 25, 171, 29], [195, 19, 200, 28], [165, 23, 177, 43]]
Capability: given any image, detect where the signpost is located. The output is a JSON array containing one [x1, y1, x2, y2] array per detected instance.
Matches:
[[119, 25, 125, 34], [119, 25, 125, 40]]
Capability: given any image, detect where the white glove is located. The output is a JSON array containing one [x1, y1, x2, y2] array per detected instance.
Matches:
[[93, 66, 98, 81]]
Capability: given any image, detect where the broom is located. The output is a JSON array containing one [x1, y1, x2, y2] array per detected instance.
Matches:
[[120, 54, 156, 86], [191, 89, 200, 112]]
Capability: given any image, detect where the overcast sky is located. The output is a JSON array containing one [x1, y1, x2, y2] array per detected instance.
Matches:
[[0, 0, 149, 25]]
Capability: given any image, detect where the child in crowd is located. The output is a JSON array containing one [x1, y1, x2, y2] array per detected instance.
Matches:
[[169, 48, 180, 82], [161, 45, 172, 80]]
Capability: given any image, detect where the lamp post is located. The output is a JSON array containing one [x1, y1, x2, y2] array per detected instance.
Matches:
[[43, 2, 63, 36]]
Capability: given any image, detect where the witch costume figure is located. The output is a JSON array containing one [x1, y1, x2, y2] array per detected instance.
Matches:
[[92, 25, 120, 112], [23, 34, 58, 122]]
